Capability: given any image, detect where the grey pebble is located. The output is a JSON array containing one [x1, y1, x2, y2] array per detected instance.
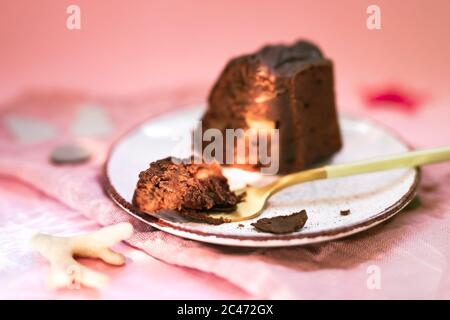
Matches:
[[50, 144, 92, 164]]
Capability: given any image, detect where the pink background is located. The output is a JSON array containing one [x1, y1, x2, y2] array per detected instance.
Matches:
[[1, 0, 450, 300], [1, 0, 449, 105]]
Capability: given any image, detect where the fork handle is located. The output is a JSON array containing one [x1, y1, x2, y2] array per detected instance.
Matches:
[[267, 146, 450, 195], [326, 146, 450, 178]]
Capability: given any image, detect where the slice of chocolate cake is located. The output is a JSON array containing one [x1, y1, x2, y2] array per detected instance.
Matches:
[[133, 157, 240, 224], [199, 40, 342, 174]]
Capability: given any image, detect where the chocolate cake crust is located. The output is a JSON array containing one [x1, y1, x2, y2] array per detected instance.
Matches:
[[200, 40, 342, 174]]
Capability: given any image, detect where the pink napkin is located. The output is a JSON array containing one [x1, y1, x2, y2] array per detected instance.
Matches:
[[1, 88, 450, 299]]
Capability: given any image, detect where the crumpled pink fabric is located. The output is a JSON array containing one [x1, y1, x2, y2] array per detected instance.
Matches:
[[1, 88, 450, 299]]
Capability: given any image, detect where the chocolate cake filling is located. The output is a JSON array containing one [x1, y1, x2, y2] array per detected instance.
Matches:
[[133, 157, 241, 224]]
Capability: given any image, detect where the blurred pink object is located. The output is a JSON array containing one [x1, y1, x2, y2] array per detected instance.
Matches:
[[362, 85, 424, 113]]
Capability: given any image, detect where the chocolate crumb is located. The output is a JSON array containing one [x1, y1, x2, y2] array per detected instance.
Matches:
[[251, 210, 308, 234], [340, 209, 351, 216], [238, 224, 244, 228]]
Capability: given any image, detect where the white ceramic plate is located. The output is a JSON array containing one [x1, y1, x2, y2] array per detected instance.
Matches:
[[104, 105, 419, 247]]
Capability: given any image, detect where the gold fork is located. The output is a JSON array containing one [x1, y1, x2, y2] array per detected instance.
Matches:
[[206, 146, 450, 222]]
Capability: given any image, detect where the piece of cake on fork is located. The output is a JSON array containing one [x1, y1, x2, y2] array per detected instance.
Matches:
[[133, 157, 241, 224]]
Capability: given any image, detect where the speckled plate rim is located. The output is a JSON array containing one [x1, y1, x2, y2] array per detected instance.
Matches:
[[102, 106, 420, 247]]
